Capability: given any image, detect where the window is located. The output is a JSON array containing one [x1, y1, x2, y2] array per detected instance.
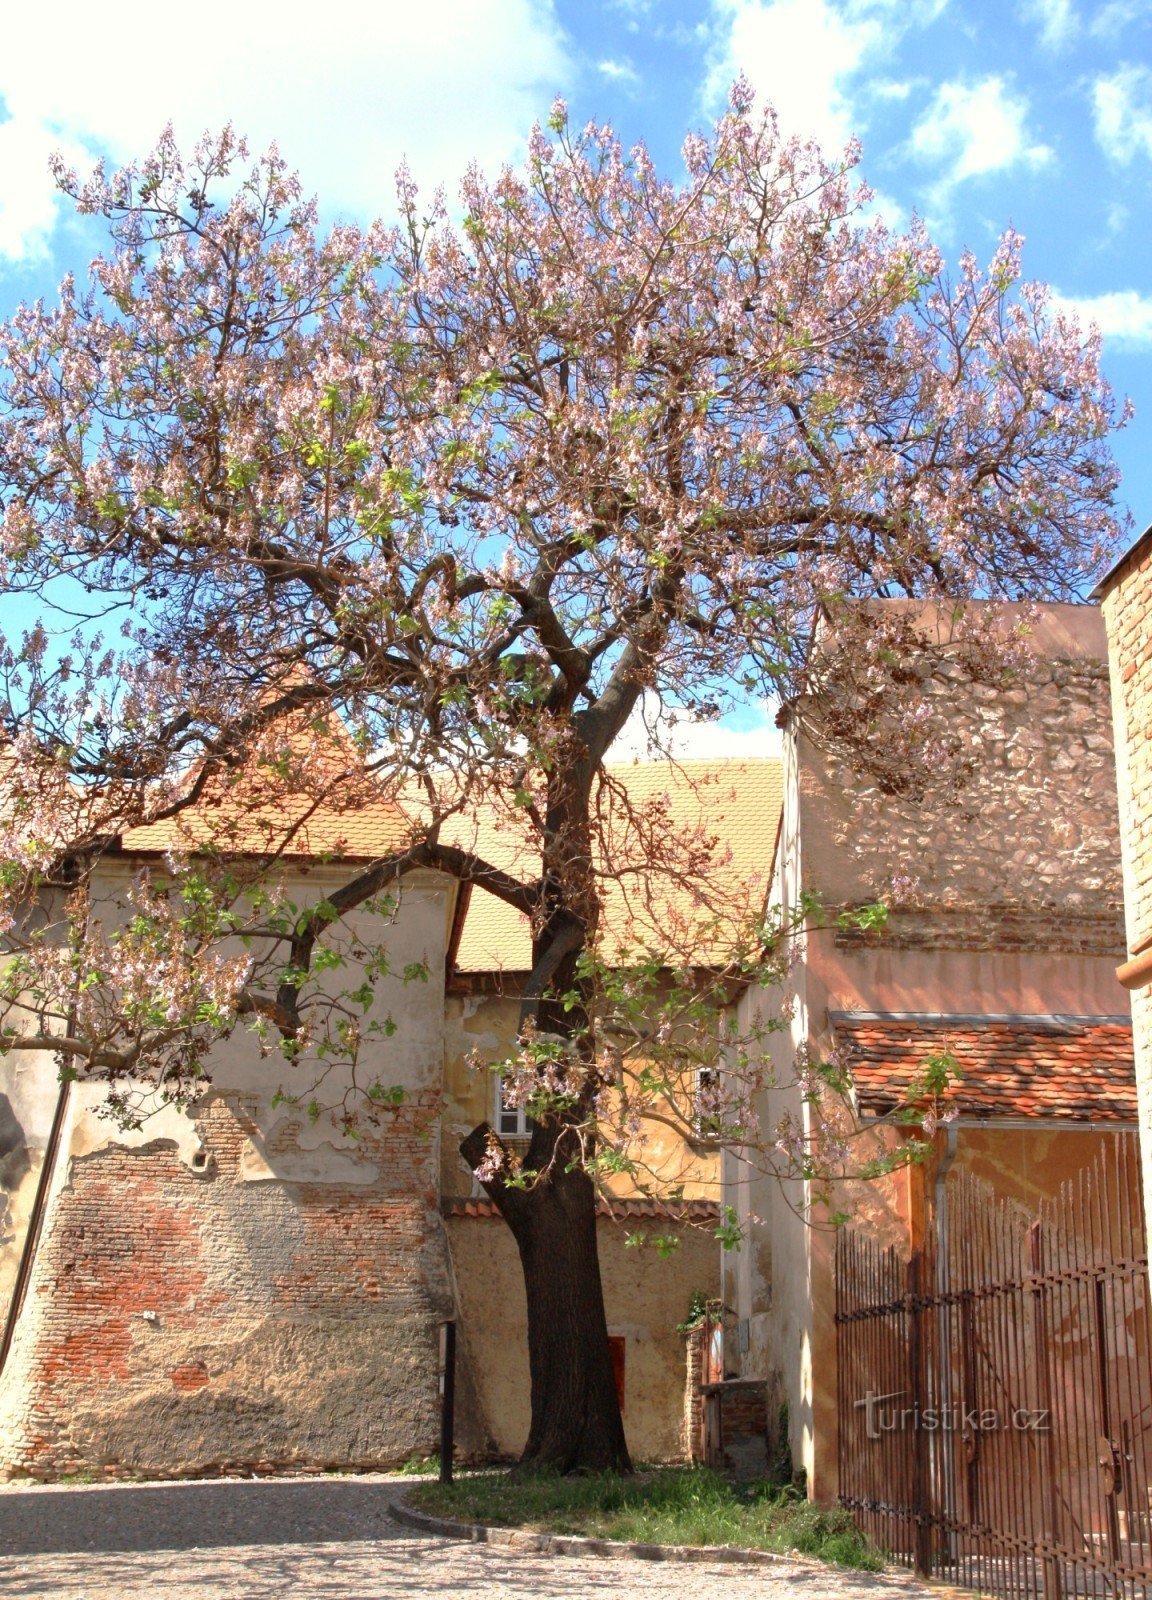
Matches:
[[694, 1066, 721, 1140], [496, 1077, 532, 1138]]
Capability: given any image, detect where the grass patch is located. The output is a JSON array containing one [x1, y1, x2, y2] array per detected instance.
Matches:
[[409, 1465, 883, 1570]]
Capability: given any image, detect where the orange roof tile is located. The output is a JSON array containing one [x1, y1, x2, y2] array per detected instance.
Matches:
[[832, 1012, 1137, 1124], [121, 709, 410, 861], [450, 758, 783, 973], [443, 1196, 720, 1221]]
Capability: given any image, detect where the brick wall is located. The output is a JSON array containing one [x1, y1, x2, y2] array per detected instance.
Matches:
[[0, 1091, 453, 1479], [1100, 536, 1152, 1234]]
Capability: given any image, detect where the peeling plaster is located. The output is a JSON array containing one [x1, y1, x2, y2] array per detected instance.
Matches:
[[68, 1086, 208, 1171], [237, 1138, 379, 1186]]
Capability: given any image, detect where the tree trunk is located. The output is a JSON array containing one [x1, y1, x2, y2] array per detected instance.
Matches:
[[460, 1123, 632, 1474], [459, 742, 633, 1473]]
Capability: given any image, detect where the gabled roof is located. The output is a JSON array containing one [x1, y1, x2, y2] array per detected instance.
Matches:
[[121, 708, 410, 862], [831, 1011, 1137, 1124], [451, 757, 784, 974]]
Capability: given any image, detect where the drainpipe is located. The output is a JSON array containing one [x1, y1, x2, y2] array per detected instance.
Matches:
[[933, 1123, 959, 1566], [0, 1073, 72, 1379]]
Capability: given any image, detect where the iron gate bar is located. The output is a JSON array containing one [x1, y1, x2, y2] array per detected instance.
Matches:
[[836, 1135, 1152, 1600]]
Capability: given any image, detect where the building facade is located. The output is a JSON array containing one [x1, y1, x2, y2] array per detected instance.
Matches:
[[0, 758, 771, 1478], [722, 601, 1135, 1501], [1095, 527, 1152, 1232]]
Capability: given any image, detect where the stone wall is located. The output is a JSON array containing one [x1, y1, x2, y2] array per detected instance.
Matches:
[[1099, 534, 1152, 1236], [800, 603, 1125, 957]]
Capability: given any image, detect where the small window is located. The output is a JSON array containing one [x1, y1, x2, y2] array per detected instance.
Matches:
[[496, 1077, 531, 1138], [695, 1066, 721, 1140]]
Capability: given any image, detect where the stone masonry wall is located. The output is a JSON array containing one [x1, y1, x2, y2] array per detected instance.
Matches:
[[1100, 538, 1152, 1235], [0, 1091, 452, 1479], [802, 606, 1125, 956]]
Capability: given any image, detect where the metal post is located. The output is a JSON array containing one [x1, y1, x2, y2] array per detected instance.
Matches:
[[1029, 1222, 1063, 1600], [439, 1319, 456, 1485], [908, 1251, 933, 1579]]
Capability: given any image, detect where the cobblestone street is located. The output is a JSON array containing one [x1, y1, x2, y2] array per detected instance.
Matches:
[[0, 1476, 941, 1600]]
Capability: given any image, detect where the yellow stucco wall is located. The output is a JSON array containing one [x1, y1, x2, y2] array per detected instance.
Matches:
[[445, 1212, 719, 1463], [441, 986, 721, 1203]]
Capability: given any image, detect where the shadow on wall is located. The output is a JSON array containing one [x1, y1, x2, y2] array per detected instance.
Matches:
[[0, 1095, 31, 1235], [0, 1093, 31, 1314]]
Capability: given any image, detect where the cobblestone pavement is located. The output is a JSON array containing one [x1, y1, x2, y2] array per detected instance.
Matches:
[[0, 1476, 941, 1600]]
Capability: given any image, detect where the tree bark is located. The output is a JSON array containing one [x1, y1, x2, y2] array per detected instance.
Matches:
[[460, 1122, 632, 1473], [459, 724, 638, 1473]]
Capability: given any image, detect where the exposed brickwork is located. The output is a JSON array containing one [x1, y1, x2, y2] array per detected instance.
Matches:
[[0, 1091, 453, 1480], [833, 905, 1124, 955], [683, 1325, 706, 1461], [700, 1379, 769, 1478]]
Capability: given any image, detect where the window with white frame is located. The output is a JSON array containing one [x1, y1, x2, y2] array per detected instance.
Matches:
[[496, 1076, 532, 1137]]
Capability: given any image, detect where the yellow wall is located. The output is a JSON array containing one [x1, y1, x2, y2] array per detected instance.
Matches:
[[446, 1212, 719, 1463]]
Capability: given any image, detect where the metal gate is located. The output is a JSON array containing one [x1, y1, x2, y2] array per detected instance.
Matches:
[[836, 1136, 1152, 1598]]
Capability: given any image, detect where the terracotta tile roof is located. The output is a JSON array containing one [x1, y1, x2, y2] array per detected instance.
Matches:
[[831, 1012, 1137, 1124], [443, 1196, 721, 1221], [451, 758, 783, 973], [121, 710, 410, 861]]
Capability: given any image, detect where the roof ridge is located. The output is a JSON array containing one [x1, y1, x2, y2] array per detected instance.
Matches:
[[830, 1010, 1132, 1028]]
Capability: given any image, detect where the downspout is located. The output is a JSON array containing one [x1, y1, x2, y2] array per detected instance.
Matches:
[[933, 1123, 959, 1560], [0, 1071, 72, 1378]]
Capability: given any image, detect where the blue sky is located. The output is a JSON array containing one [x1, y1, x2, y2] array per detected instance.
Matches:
[[0, 0, 1147, 754]]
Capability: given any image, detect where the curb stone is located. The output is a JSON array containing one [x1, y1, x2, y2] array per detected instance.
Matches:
[[390, 1496, 980, 1595], [391, 1494, 810, 1567]]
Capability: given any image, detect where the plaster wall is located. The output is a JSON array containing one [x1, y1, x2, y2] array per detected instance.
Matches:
[[441, 986, 720, 1204], [0, 864, 458, 1479], [0, 1037, 59, 1331], [445, 1212, 718, 1463], [1100, 541, 1152, 1236]]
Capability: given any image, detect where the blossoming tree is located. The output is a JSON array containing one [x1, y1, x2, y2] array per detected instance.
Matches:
[[0, 85, 1124, 1472]]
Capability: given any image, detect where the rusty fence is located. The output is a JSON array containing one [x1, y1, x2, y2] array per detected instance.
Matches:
[[836, 1136, 1152, 1598]]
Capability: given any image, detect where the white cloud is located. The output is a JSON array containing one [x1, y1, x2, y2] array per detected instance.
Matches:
[[1089, 1, 1145, 39], [611, 693, 782, 763], [0, 0, 569, 262], [1092, 65, 1152, 164], [1019, 0, 1078, 49], [704, 0, 884, 154], [0, 117, 87, 262], [1051, 288, 1152, 350], [910, 76, 1052, 220], [597, 58, 641, 85], [702, 0, 944, 156]]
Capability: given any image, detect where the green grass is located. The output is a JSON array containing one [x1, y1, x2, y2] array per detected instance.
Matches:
[[409, 1465, 883, 1570]]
